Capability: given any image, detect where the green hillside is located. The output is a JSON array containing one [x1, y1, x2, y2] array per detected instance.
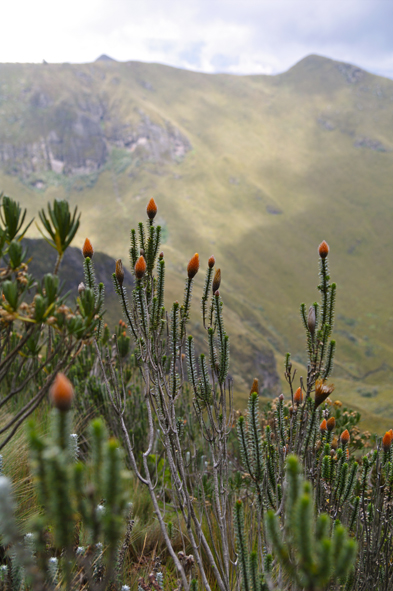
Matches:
[[1, 54, 393, 428]]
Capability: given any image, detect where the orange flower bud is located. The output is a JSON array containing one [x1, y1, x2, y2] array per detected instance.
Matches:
[[294, 387, 303, 405], [115, 259, 124, 287], [208, 255, 215, 268], [135, 256, 147, 279], [82, 238, 94, 259], [318, 240, 329, 259], [382, 431, 392, 452], [340, 429, 350, 445], [320, 419, 327, 432], [315, 379, 335, 409], [327, 417, 335, 432], [212, 268, 221, 294], [187, 253, 199, 279], [146, 197, 158, 220], [250, 378, 259, 395], [389, 429, 393, 439], [50, 373, 74, 411]]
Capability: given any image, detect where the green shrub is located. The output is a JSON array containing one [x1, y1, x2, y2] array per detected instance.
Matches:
[[0, 388, 132, 590], [1, 195, 392, 591], [0, 195, 103, 451]]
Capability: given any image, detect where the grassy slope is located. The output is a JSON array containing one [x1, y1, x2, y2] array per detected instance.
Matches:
[[1, 54, 393, 427]]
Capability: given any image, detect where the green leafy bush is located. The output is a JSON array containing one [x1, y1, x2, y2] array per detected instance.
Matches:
[[0, 195, 103, 451]]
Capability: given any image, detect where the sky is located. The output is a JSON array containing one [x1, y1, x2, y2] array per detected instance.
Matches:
[[2, 0, 393, 78]]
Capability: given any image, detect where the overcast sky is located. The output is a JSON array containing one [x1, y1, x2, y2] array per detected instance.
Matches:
[[2, 0, 393, 78]]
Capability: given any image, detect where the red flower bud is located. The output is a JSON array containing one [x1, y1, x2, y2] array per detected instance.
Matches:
[[50, 373, 74, 411], [320, 419, 327, 432], [382, 431, 392, 452], [135, 256, 147, 279], [318, 240, 329, 259], [212, 268, 221, 294], [187, 253, 199, 279], [208, 255, 215, 268], [340, 429, 350, 445], [327, 417, 335, 432], [294, 387, 303, 405], [82, 238, 94, 259], [146, 198, 158, 220]]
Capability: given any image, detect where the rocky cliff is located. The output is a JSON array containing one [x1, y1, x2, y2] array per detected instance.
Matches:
[[0, 65, 190, 183]]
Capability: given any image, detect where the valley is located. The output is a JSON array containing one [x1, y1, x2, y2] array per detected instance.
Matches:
[[1, 54, 393, 428]]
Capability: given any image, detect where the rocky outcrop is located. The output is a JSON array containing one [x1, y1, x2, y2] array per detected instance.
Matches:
[[0, 107, 109, 178], [354, 137, 389, 152], [336, 63, 365, 84], [0, 95, 191, 181], [106, 112, 191, 161], [229, 332, 281, 397], [317, 112, 390, 153]]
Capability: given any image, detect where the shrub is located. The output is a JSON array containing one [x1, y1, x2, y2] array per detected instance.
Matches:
[[0, 386, 132, 589], [0, 195, 103, 450], [0, 196, 391, 591]]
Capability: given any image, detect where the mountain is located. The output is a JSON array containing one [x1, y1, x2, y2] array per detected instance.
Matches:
[[95, 55, 117, 63], [1, 54, 393, 428]]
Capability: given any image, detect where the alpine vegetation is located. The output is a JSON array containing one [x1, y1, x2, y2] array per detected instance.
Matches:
[[0, 194, 392, 590]]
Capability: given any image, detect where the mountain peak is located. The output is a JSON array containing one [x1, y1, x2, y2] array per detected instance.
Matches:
[[274, 53, 372, 91], [95, 54, 117, 62]]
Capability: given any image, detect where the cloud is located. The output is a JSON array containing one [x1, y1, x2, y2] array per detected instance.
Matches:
[[1, 0, 393, 78]]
